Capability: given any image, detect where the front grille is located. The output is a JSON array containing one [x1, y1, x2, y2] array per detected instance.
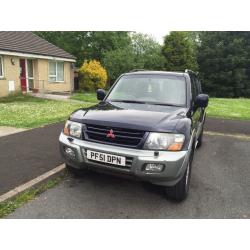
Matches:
[[84, 124, 146, 148]]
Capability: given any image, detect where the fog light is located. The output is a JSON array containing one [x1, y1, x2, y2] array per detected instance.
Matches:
[[65, 147, 76, 159], [144, 163, 164, 173]]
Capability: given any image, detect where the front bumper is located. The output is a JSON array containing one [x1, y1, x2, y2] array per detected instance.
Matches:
[[59, 132, 191, 187]]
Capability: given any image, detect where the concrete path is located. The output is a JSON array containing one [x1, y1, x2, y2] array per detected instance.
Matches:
[[0, 126, 27, 137], [30, 92, 93, 104], [30, 93, 70, 101]]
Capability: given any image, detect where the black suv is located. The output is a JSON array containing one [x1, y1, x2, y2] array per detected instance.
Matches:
[[59, 70, 209, 201]]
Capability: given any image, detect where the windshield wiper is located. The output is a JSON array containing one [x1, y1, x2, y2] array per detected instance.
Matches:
[[110, 99, 146, 104], [109, 99, 183, 107], [148, 102, 184, 107]]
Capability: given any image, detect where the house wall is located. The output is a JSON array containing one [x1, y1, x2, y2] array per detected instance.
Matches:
[[35, 59, 73, 93], [0, 55, 74, 97], [0, 55, 21, 97]]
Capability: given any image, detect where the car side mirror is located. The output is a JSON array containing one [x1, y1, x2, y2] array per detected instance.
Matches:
[[195, 94, 209, 108], [96, 89, 106, 101]]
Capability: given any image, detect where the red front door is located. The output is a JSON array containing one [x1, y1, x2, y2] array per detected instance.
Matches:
[[20, 59, 27, 91]]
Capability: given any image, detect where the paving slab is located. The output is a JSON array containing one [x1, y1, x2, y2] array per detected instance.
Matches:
[[30, 93, 70, 101], [0, 126, 28, 137]]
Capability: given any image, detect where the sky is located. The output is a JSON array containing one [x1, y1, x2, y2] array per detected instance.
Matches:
[[137, 30, 170, 45]]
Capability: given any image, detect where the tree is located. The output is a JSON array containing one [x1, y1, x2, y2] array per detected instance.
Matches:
[[34, 31, 130, 67], [78, 60, 108, 91], [34, 32, 90, 66], [130, 33, 165, 70], [87, 32, 131, 61], [162, 31, 198, 72], [197, 32, 250, 97], [102, 33, 165, 83], [102, 46, 137, 84], [35, 32, 165, 84]]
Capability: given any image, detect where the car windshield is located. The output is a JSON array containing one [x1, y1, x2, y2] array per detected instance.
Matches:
[[106, 74, 187, 106]]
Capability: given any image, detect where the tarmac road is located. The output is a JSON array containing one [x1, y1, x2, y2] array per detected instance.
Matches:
[[0, 122, 64, 195], [8, 133, 250, 219], [1, 117, 249, 196]]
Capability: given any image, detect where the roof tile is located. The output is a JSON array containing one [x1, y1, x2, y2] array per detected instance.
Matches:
[[0, 31, 75, 60]]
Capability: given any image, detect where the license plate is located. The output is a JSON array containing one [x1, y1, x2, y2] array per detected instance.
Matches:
[[86, 150, 126, 166]]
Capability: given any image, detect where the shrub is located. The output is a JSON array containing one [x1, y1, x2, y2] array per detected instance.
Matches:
[[79, 60, 108, 91]]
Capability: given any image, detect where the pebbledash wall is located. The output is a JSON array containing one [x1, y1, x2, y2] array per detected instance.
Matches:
[[0, 54, 74, 97]]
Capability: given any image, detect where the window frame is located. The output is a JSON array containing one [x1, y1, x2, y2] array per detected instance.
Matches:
[[27, 59, 34, 90], [48, 61, 64, 83], [190, 75, 198, 101], [0, 55, 4, 78]]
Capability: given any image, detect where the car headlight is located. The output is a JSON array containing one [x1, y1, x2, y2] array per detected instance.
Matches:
[[63, 120, 82, 138], [144, 133, 185, 151]]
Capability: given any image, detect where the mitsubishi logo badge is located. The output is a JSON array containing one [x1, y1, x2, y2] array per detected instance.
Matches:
[[107, 129, 115, 139]]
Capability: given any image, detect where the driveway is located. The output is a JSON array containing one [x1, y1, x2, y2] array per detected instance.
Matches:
[[7, 132, 250, 219], [0, 122, 64, 195], [1, 116, 249, 197]]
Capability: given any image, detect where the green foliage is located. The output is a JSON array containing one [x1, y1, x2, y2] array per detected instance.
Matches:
[[102, 46, 136, 83], [86, 32, 131, 61], [162, 31, 198, 71], [198, 32, 250, 97], [34, 31, 130, 67], [103, 33, 165, 83], [131, 33, 165, 70], [78, 60, 108, 91], [35, 31, 250, 97]]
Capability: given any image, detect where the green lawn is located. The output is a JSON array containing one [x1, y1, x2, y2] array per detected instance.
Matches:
[[70, 93, 250, 120], [1, 94, 249, 129], [71, 92, 98, 103], [0, 94, 93, 128], [207, 98, 250, 120]]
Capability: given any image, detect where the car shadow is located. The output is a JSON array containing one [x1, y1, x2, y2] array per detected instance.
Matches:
[[69, 169, 182, 203]]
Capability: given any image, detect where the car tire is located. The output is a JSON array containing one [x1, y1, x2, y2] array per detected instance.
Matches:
[[196, 124, 204, 148], [165, 149, 194, 201], [66, 164, 88, 176]]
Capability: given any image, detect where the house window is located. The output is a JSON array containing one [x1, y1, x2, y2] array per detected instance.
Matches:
[[0, 56, 4, 78], [49, 61, 64, 82]]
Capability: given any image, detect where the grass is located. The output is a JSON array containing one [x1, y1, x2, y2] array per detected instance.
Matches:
[[1, 94, 249, 130], [0, 94, 94, 128], [0, 174, 66, 218], [70, 93, 250, 121], [70, 92, 98, 103], [207, 98, 250, 120]]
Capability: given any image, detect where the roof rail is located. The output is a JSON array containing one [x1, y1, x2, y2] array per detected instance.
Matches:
[[185, 69, 199, 75], [129, 69, 148, 72]]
